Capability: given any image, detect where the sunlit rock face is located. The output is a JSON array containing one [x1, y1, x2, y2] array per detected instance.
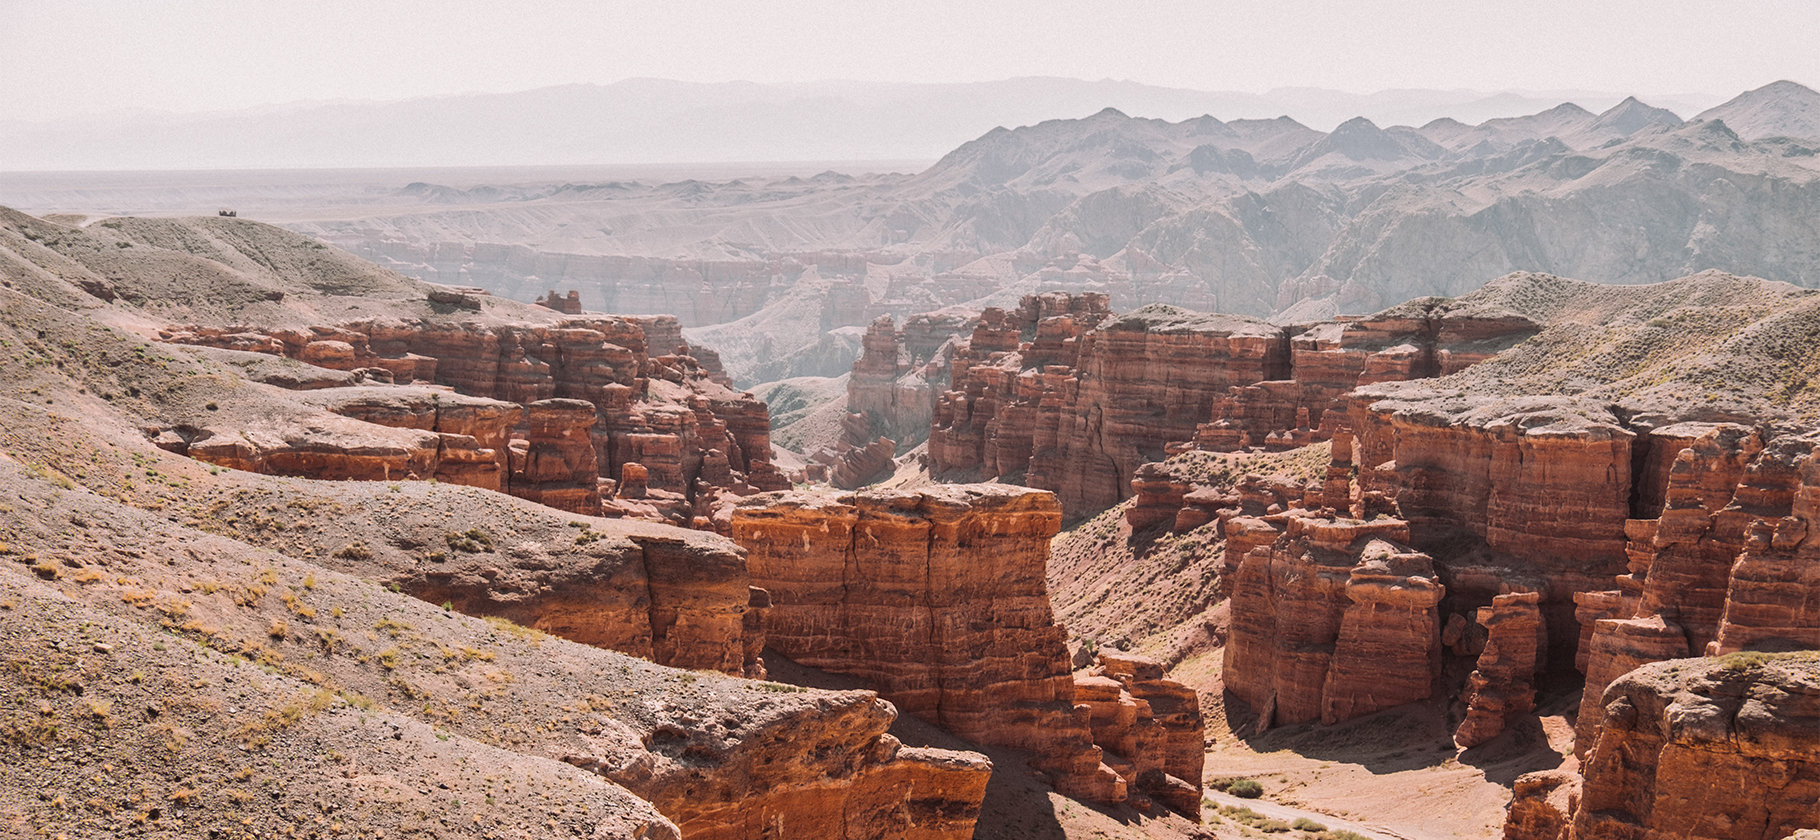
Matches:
[[1569, 656, 1820, 840], [730, 484, 1130, 804], [163, 313, 789, 517]]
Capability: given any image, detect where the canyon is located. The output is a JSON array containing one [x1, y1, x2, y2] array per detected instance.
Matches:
[[2, 79, 1819, 840]]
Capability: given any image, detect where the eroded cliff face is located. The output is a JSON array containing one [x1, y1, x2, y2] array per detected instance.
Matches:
[[0, 207, 997, 839], [1073, 651, 1205, 814], [929, 293, 1535, 516], [1570, 427, 1820, 750], [1568, 655, 1820, 840], [1222, 514, 1445, 728], [729, 484, 1133, 804], [843, 312, 972, 451], [1500, 428, 1819, 839], [159, 312, 789, 521]]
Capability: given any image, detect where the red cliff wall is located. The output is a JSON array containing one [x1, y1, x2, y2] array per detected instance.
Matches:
[[163, 313, 788, 518], [1569, 656, 1819, 840], [1571, 428, 1820, 750], [930, 295, 1535, 517], [730, 484, 1127, 804]]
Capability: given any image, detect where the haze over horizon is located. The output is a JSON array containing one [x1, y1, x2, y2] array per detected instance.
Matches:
[[4, 0, 1816, 122]]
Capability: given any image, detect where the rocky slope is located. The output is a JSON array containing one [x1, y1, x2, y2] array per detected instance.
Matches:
[[1, 208, 790, 532], [0, 205, 998, 837]]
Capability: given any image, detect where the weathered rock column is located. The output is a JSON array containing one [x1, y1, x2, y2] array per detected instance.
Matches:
[[509, 398, 602, 515]]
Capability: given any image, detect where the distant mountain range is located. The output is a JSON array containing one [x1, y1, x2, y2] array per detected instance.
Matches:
[[5, 80, 1819, 389], [0, 76, 1779, 171]]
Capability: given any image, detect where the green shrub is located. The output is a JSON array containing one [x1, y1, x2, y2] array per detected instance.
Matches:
[[1291, 817, 1327, 832], [1228, 778, 1264, 799]]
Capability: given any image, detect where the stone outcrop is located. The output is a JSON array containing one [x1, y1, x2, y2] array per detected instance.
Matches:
[[1072, 651, 1204, 814], [1567, 655, 1820, 840], [1454, 590, 1545, 747], [1504, 770, 1583, 840], [1208, 442, 1448, 726], [304, 386, 521, 490], [928, 293, 1109, 483], [843, 313, 971, 450], [1222, 508, 1444, 727], [535, 288, 584, 314], [509, 398, 604, 514], [830, 436, 898, 490], [1570, 428, 1820, 751], [1497, 428, 1818, 839], [1188, 299, 1536, 454], [161, 312, 788, 521], [167, 405, 447, 482], [930, 293, 1534, 516], [730, 485, 1127, 803], [592, 690, 994, 840]]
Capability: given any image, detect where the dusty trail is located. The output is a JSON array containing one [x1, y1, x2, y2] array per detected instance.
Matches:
[[1205, 791, 1412, 840]]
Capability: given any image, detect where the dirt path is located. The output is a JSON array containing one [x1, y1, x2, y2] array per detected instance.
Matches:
[[1205, 791, 1412, 840]]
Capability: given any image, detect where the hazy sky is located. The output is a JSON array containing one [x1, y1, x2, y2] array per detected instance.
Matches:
[[4, 0, 1816, 121]]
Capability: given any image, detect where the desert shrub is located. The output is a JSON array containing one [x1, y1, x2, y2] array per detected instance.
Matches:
[[1228, 778, 1264, 799], [1291, 817, 1327, 831], [445, 528, 493, 553]]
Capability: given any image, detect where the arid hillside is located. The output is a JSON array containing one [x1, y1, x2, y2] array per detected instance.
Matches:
[[2, 198, 1816, 840], [0, 207, 1010, 838]]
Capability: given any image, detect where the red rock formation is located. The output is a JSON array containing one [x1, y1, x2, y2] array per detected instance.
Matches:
[[831, 436, 897, 490], [302, 386, 521, 491], [1125, 462, 1190, 530], [388, 515, 759, 676], [928, 293, 1109, 482], [1570, 428, 1820, 753], [1454, 590, 1545, 747], [1349, 393, 1639, 660], [731, 485, 1125, 803], [929, 294, 1531, 517], [174, 409, 444, 481], [1222, 509, 1443, 727], [535, 289, 584, 314], [162, 311, 788, 519], [1025, 305, 1289, 515], [509, 398, 603, 515], [1073, 651, 1204, 815], [1504, 771, 1581, 840], [1569, 656, 1820, 840], [843, 314, 961, 449]]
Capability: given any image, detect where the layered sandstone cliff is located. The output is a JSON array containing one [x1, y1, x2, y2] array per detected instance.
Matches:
[[1566, 655, 1819, 840], [1073, 651, 1205, 814], [929, 292, 1535, 515], [1223, 512, 1445, 727], [1570, 427, 1820, 751], [0, 207, 1000, 839], [161, 311, 788, 520], [730, 485, 1132, 803]]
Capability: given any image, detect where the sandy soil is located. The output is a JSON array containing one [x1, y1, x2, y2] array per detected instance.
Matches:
[[1172, 649, 1582, 840]]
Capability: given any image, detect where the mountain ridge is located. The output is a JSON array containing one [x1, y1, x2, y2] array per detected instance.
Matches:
[[0, 77, 1760, 171]]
